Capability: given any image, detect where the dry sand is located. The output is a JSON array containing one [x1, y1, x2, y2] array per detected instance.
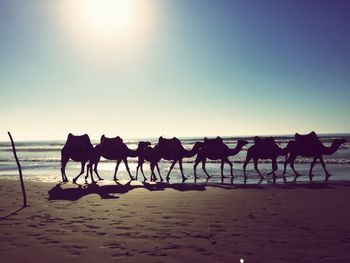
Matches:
[[1, 179, 350, 263]]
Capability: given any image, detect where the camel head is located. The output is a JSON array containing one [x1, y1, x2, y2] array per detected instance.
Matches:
[[193, 141, 204, 152], [137, 141, 151, 150], [237, 140, 249, 147], [332, 138, 346, 148]]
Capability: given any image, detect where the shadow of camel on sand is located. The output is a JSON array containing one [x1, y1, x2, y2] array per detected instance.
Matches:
[[46, 179, 346, 201], [48, 181, 208, 201]]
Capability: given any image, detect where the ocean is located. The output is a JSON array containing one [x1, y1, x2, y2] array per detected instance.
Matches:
[[1, 134, 349, 184]]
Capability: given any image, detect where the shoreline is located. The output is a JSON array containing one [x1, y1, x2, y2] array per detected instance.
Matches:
[[1, 179, 350, 262]]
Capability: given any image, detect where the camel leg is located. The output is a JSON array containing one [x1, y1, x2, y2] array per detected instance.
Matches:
[[319, 156, 332, 181], [309, 157, 318, 182], [289, 156, 301, 182], [166, 160, 177, 181], [85, 160, 96, 182], [123, 158, 135, 181], [135, 164, 140, 180], [156, 163, 163, 182], [285, 154, 300, 181], [224, 158, 234, 177], [85, 163, 90, 181], [193, 157, 201, 179], [243, 151, 252, 179], [220, 160, 225, 178], [282, 154, 293, 182], [113, 160, 121, 181], [149, 164, 153, 181], [136, 158, 144, 180], [73, 161, 86, 183], [140, 164, 147, 181], [85, 163, 94, 183], [267, 158, 278, 177], [179, 159, 186, 181], [271, 159, 277, 183], [60, 155, 69, 182], [150, 163, 157, 181], [253, 158, 264, 179], [202, 160, 210, 178], [282, 154, 290, 176], [93, 162, 103, 181]]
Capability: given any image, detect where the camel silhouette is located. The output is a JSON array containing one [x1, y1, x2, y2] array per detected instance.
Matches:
[[243, 136, 288, 182], [135, 142, 163, 182], [84, 144, 104, 183], [89, 135, 148, 181], [155, 136, 204, 181], [194, 137, 248, 178], [283, 131, 346, 182], [61, 133, 94, 182]]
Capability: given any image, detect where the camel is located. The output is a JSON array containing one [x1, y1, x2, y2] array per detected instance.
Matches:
[[61, 133, 94, 182], [155, 137, 204, 181], [243, 136, 288, 182], [89, 135, 152, 181], [283, 131, 346, 182], [85, 141, 150, 182], [135, 142, 163, 182], [194, 137, 248, 178]]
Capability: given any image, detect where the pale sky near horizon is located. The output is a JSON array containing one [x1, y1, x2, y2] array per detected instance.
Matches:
[[1, 0, 349, 141]]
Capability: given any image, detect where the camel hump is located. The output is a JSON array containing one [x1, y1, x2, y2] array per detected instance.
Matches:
[[295, 131, 319, 144], [205, 137, 223, 144], [65, 133, 92, 150], [158, 136, 164, 143], [100, 135, 123, 144], [254, 136, 276, 147], [254, 136, 261, 145], [159, 136, 180, 144], [67, 133, 90, 141]]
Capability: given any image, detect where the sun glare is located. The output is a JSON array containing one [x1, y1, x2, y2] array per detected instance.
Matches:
[[80, 0, 134, 36], [56, 0, 156, 62]]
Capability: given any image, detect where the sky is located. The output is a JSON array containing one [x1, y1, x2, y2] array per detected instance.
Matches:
[[1, 0, 349, 140]]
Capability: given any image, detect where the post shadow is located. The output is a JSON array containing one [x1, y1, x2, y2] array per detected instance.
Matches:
[[0, 207, 26, 221]]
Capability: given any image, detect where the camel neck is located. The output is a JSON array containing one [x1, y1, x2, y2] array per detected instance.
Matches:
[[322, 142, 340, 155], [183, 143, 203, 158], [127, 147, 138, 158], [228, 144, 243, 156]]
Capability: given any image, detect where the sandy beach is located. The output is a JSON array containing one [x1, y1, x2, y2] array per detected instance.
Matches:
[[0, 179, 350, 263]]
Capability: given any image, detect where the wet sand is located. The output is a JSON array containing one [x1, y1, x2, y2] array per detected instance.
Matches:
[[1, 179, 350, 263]]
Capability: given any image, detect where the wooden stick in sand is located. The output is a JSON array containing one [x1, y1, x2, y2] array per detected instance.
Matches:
[[8, 132, 27, 207]]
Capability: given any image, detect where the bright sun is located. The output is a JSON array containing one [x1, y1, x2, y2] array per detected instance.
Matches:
[[57, 0, 155, 61], [79, 0, 135, 37]]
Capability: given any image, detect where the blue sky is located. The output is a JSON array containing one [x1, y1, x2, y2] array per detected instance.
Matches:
[[1, 0, 349, 140]]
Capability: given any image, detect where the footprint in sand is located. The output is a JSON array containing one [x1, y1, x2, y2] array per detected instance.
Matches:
[[111, 252, 133, 258]]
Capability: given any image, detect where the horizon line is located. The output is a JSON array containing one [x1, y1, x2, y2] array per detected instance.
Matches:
[[1, 131, 349, 143]]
